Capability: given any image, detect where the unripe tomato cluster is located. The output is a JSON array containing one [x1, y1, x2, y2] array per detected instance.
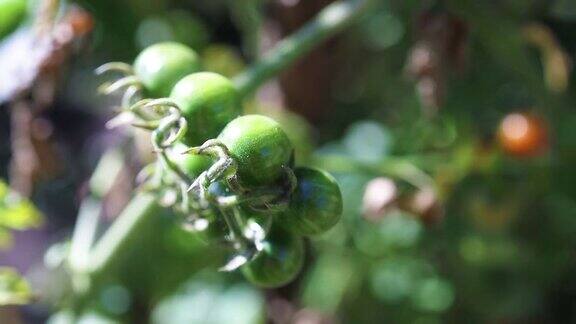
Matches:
[[100, 42, 343, 288]]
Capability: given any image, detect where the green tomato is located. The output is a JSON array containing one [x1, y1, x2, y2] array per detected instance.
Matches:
[[218, 115, 293, 186], [168, 143, 212, 178], [280, 167, 342, 236], [170, 72, 241, 146], [133, 42, 201, 98], [241, 224, 304, 288], [0, 0, 27, 39]]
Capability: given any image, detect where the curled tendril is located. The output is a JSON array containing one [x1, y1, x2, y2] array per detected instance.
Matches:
[[122, 85, 142, 108], [127, 98, 183, 122], [96, 62, 143, 120], [131, 121, 159, 130], [105, 111, 135, 129], [140, 98, 182, 115], [95, 62, 134, 75], [152, 116, 188, 150], [98, 76, 142, 95]]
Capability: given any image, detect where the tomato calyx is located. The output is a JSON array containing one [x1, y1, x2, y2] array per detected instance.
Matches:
[[182, 138, 297, 212]]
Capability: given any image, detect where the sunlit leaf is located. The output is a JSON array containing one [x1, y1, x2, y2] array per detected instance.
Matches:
[[0, 267, 33, 305], [0, 180, 42, 251], [0, 180, 42, 230], [0, 199, 43, 230]]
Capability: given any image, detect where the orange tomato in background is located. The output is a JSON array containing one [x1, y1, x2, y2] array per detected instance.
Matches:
[[497, 112, 549, 157]]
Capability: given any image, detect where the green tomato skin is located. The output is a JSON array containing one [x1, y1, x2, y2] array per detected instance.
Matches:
[[170, 72, 241, 146], [218, 115, 293, 186], [133, 42, 201, 98], [280, 167, 343, 236], [168, 143, 212, 178], [0, 0, 27, 39], [241, 225, 304, 288]]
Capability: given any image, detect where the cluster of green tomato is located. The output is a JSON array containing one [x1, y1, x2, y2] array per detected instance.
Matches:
[[102, 42, 343, 288]]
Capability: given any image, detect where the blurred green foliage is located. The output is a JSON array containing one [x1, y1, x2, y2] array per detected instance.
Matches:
[[0, 180, 42, 249], [0, 267, 33, 305]]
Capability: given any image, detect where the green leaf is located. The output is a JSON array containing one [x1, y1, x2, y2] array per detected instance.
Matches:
[[0, 179, 43, 231], [0, 199, 43, 229], [0, 267, 33, 305]]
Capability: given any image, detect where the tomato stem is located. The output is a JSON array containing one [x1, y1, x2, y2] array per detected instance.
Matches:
[[233, 0, 378, 97], [88, 193, 161, 275], [68, 192, 162, 317]]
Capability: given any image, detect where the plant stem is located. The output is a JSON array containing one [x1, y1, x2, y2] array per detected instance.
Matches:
[[68, 197, 101, 273], [70, 192, 162, 317], [69, 148, 126, 274], [234, 0, 378, 98], [89, 193, 161, 276]]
